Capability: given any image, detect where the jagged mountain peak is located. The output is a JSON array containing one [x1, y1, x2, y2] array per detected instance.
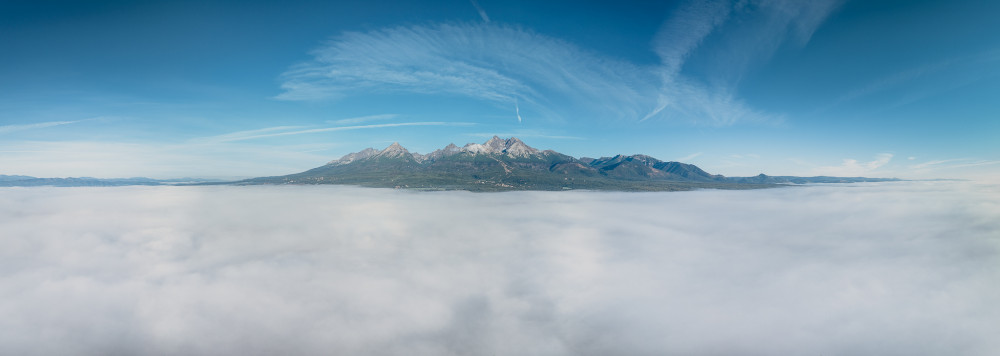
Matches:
[[378, 142, 409, 155], [484, 136, 506, 151], [327, 142, 412, 165], [502, 138, 540, 157], [468, 136, 540, 157], [327, 147, 379, 165], [462, 142, 490, 154], [328, 136, 542, 165]]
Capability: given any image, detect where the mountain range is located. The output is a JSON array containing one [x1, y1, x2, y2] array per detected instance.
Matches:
[[0, 137, 900, 190], [239, 136, 899, 191]]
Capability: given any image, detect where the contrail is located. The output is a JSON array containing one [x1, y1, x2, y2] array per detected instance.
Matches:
[[515, 100, 522, 123], [469, 0, 490, 23]]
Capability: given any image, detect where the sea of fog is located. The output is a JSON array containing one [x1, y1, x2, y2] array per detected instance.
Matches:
[[1, 182, 998, 355]]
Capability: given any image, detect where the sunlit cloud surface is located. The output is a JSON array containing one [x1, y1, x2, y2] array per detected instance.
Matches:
[[1, 182, 998, 355]]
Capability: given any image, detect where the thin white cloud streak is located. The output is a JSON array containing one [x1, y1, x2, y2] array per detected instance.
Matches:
[[909, 158, 1000, 173], [772, 0, 844, 44], [0, 120, 83, 134], [640, 77, 782, 125], [829, 61, 952, 109], [821, 50, 1000, 114], [911, 158, 969, 170], [703, 0, 843, 87], [952, 160, 1000, 168], [641, 0, 730, 123], [0, 140, 335, 179], [515, 100, 522, 123], [778, 155, 997, 181], [813, 153, 893, 176], [465, 131, 583, 140], [1, 182, 998, 355], [327, 114, 399, 125], [469, 0, 490, 23], [199, 122, 474, 143], [643, 0, 841, 124], [652, 0, 731, 81], [0, 121, 484, 178], [196, 125, 309, 143], [676, 152, 703, 161]]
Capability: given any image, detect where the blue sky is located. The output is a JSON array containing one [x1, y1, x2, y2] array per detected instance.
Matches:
[[1, 0, 998, 180]]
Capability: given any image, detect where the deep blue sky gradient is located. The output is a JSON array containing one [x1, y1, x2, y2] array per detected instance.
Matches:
[[1, 0, 997, 179]]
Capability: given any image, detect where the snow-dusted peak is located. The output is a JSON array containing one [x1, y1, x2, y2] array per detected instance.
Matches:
[[484, 136, 506, 151], [420, 143, 462, 162], [462, 143, 490, 154], [443, 143, 461, 154], [328, 147, 378, 165], [503, 137, 540, 157], [458, 136, 542, 157], [376, 142, 410, 158], [328, 137, 545, 165]]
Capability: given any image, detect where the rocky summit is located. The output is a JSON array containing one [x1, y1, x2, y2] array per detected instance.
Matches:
[[241, 137, 899, 191], [326, 136, 546, 165]]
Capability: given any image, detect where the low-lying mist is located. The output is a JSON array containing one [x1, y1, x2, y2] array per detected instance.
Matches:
[[1, 182, 998, 355]]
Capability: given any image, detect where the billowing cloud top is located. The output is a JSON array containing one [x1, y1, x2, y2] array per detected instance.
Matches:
[[1, 182, 998, 355]]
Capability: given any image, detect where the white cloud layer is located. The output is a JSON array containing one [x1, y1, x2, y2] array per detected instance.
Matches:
[[1, 182, 998, 355]]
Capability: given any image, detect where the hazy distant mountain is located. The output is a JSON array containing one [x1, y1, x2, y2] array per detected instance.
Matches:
[[0, 175, 223, 187], [241, 136, 899, 191], [725, 173, 901, 184], [0, 175, 36, 182]]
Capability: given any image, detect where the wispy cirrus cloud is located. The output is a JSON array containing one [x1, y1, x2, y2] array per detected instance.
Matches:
[[0, 120, 84, 134], [911, 158, 970, 170], [465, 130, 584, 140], [692, 0, 843, 87], [643, 0, 842, 124], [676, 152, 704, 161], [897, 158, 1000, 181], [277, 1, 841, 127], [651, 0, 732, 82], [197, 122, 475, 143], [829, 61, 952, 110], [815, 50, 1000, 116], [813, 153, 893, 176], [326, 114, 399, 125], [910, 158, 1000, 172], [277, 23, 653, 123], [0, 140, 335, 179], [469, 0, 490, 23], [196, 125, 310, 143]]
